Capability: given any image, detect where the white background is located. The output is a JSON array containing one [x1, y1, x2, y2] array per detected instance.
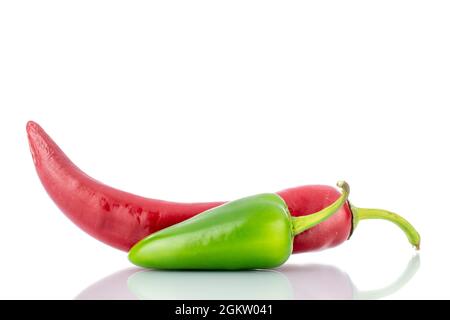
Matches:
[[0, 1, 449, 299]]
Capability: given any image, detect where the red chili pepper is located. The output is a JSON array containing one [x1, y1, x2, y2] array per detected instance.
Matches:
[[27, 121, 420, 253]]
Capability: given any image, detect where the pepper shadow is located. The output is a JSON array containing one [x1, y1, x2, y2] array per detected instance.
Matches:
[[75, 254, 420, 300]]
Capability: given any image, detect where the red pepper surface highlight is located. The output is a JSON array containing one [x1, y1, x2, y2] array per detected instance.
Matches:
[[26, 121, 419, 253]]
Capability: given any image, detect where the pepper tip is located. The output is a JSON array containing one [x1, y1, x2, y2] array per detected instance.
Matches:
[[336, 180, 350, 195], [26, 120, 42, 137], [26, 120, 37, 132]]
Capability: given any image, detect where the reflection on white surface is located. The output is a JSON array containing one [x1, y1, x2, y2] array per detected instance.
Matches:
[[128, 270, 292, 300], [75, 255, 419, 300], [76, 268, 140, 300]]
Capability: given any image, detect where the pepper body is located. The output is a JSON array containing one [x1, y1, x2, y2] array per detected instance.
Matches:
[[130, 183, 350, 270], [26, 121, 350, 253], [129, 194, 293, 270]]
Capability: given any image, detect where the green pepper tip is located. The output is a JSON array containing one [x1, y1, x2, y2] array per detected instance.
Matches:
[[336, 180, 350, 195]]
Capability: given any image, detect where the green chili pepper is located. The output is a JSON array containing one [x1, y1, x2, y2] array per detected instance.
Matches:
[[128, 181, 350, 270]]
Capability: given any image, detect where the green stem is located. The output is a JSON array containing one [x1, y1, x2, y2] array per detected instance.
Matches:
[[292, 181, 350, 236], [351, 205, 421, 249]]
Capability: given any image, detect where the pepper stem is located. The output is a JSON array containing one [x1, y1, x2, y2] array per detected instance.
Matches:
[[291, 181, 350, 236], [351, 205, 421, 250]]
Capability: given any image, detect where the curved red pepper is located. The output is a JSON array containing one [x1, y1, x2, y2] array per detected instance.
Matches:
[[26, 121, 419, 253]]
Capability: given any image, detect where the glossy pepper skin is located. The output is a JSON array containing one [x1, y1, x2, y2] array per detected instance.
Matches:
[[129, 185, 349, 270], [27, 121, 420, 252], [130, 194, 293, 269]]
